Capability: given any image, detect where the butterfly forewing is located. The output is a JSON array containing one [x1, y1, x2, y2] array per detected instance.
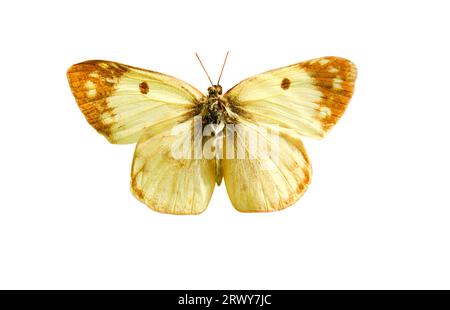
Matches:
[[67, 60, 204, 144], [224, 56, 357, 139]]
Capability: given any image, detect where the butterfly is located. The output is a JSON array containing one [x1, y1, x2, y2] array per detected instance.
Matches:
[[67, 53, 357, 214]]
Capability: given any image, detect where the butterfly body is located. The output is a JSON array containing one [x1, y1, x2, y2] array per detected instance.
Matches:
[[67, 56, 357, 214], [197, 85, 237, 127]]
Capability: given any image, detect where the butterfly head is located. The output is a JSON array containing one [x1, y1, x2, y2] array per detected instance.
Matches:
[[207, 85, 223, 97], [195, 52, 228, 98]]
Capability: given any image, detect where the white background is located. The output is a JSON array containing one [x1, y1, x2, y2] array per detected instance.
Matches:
[[1, 0, 449, 289]]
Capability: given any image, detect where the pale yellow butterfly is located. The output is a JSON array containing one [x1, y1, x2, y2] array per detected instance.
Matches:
[[67, 53, 357, 214]]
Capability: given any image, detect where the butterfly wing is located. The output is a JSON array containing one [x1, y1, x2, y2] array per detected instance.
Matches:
[[67, 60, 204, 144], [222, 56, 356, 212], [131, 118, 216, 214], [222, 120, 311, 212], [68, 60, 215, 214], [224, 56, 357, 139]]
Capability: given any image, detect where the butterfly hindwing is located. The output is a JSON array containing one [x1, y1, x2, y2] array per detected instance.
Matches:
[[222, 120, 311, 212], [67, 60, 204, 144], [131, 118, 216, 215], [224, 56, 357, 139]]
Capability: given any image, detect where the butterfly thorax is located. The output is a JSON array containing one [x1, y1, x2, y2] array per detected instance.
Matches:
[[199, 85, 237, 128]]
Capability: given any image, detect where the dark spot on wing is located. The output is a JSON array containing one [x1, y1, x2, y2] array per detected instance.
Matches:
[[139, 81, 149, 94], [281, 78, 290, 90]]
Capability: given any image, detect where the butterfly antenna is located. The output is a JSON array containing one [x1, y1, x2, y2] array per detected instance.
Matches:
[[217, 51, 229, 85], [195, 53, 214, 86]]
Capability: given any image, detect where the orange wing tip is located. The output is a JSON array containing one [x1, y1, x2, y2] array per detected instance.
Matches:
[[302, 57, 357, 134], [67, 60, 129, 140]]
